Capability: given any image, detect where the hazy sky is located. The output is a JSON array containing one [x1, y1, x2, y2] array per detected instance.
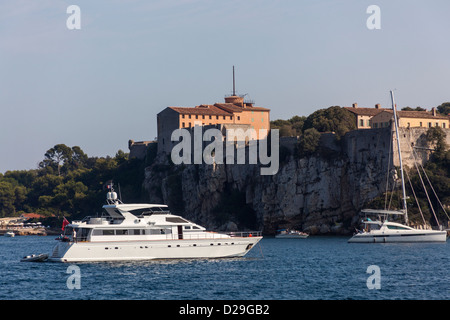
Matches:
[[1, 0, 450, 173]]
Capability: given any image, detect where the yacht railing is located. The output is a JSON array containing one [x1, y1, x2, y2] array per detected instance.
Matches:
[[172, 231, 262, 240], [227, 231, 262, 238], [63, 230, 263, 243]]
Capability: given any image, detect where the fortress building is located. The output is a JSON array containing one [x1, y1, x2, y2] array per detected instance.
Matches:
[[156, 68, 270, 155]]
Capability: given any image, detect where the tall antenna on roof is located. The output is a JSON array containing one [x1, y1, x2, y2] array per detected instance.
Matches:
[[232, 65, 236, 96]]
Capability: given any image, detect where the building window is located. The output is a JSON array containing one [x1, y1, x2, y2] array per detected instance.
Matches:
[[209, 115, 212, 119], [223, 116, 226, 120], [182, 114, 185, 119], [216, 116, 219, 120], [195, 115, 198, 119], [182, 123, 185, 128], [366, 120, 370, 127], [436, 122, 439, 127], [443, 123, 446, 128], [188, 115, 191, 119], [202, 115, 205, 119], [360, 119, 364, 127], [420, 122, 423, 127], [229, 116, 232, 120], [237, 116, 240, 121], [428, 122, 432, 128], [189, 122, 191, 127]]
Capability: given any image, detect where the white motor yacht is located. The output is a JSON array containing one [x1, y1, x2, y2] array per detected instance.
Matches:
[[275, 229, 308, 239], [48, 187, 262, 262]]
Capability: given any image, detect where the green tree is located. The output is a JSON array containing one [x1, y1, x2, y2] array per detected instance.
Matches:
[[271, 116, 306, 137], [437, 102, 450, 116], [298, 128, 321, 156], [426, 126, 448, 159], [303, 106, 356, 139], [0, 181, 16, 217], [40, 144, 73, 176], [401, 107, 426, 111]]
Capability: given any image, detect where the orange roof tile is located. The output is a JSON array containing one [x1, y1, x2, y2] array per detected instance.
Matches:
[[168, 105, 231, 116]]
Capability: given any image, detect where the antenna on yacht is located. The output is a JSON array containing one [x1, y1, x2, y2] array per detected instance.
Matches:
[[390, 90, 409, 224]]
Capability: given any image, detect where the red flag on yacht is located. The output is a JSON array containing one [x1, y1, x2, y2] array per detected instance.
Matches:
[[62, 217, 70, 231]]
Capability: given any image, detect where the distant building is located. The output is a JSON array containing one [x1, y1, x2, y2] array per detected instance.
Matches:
[[371, 108, 449, 129], [344, 103, 388, 129], [157, 95, 271, 154], [344, 103, 450, 130], [128, 140, 156, 160]]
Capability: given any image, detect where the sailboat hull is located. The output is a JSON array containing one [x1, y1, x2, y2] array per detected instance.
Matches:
[[348, 230, 447, 243]]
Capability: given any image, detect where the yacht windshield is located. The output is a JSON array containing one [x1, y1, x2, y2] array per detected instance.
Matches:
[[129, 207, 170, 217]]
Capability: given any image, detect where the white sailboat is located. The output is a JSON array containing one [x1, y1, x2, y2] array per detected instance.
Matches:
[[349, 91, 448, 243]]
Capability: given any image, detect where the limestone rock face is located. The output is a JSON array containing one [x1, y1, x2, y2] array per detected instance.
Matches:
[[143, 128, 404, 235]]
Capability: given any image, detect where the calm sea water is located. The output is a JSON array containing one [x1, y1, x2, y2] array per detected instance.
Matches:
[[0, 235, 448, 300]]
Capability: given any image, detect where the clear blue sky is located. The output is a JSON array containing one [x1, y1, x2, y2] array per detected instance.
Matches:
[[1, 0, 449, 173]]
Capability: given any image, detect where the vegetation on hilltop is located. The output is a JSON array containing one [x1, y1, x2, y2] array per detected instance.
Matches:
[[437, 102, 450, 115], [270, 106, 356, 139], [271, 105, 357, 157]]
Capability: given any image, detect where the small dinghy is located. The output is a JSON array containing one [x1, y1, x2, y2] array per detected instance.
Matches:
[[21, 253, 48, 262]]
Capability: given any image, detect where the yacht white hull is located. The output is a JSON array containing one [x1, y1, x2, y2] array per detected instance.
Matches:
[[348, 230, 447, 243], [48, 236, 262, 262]]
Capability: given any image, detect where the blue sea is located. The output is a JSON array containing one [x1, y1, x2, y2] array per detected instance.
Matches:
[[1, 235, 449, 300]]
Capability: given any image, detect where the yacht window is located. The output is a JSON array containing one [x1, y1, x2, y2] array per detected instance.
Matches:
[[184, 226, 191, 230], [129, 207, 170, 217], [387, 225, 408, 230], [166, 217, 189, 223], [76, 228, 90, 241], [192, 226, 200, 230], [133, 229, 141, 235], [116, 230, 128, 235], [103, 230, 115, 235]]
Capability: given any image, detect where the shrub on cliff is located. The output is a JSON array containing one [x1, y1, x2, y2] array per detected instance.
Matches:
[[296, 128, 321, 157]]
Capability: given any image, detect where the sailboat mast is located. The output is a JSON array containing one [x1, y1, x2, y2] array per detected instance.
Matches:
[[390, 90, 409, 224]]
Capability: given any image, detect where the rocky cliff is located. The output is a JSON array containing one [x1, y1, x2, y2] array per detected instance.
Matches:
[[142, 127, 448, 235]]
